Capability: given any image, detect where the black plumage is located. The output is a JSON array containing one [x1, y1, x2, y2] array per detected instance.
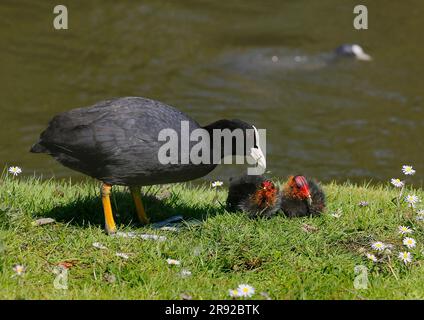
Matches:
[[31, 97, 258, 186], [226, 175, 281, 218]]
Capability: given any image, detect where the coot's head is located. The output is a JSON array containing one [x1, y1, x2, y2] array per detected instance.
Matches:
[[284, 175, 312, 206], [204, 119, 266, 171], [335, 44, 372, 61], [252, 180, 280, 209]]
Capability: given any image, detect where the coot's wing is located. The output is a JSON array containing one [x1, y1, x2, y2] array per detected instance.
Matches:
[[35, 98, 147, 156], [32, 97, 200, 181]]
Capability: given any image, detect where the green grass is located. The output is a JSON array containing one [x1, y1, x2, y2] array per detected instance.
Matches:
[[1, 171, 424, 300]]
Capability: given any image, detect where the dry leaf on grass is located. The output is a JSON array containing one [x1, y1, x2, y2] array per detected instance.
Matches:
[[31, 218, 55, 226], [180, 293, 193, 300], [301, 223, 318, 233], [56, 259, 79, 269]]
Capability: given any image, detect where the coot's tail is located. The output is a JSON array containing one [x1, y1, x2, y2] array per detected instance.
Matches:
[[30, 141, 47, 153]]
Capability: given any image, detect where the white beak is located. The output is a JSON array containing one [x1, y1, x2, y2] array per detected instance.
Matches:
[[250, 147, 266, 171], [356, 52, 372, 61]]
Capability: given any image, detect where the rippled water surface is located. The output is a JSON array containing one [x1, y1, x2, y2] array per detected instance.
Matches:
[[1, 0, 423, 185]]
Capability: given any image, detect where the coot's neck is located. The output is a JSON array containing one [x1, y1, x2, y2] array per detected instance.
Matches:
[[203, 120, 244, 159], [203, 119, 243, 133]]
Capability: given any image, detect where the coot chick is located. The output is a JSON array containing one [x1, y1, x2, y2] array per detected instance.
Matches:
[[280, 175, 325, 217], [31, 97, 266, 234], [226, 175, 281, 218]]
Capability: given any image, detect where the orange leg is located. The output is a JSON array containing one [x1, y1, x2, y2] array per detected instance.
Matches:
[[101, 183, 117, 234], [130, 186, 149, 225]]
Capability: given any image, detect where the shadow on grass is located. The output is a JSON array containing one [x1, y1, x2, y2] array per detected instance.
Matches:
[[37, 189, 226, 229]]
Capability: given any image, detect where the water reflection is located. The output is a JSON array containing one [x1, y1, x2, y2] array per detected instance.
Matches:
[[0, 0, 422, 185]]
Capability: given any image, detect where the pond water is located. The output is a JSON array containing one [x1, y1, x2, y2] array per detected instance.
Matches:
[[1, 0, 423, 185]]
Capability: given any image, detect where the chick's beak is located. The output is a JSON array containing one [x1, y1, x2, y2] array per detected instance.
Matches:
[[306, 195, 313, 206]]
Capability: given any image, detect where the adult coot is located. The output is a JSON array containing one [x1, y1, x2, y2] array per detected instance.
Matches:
[[31, 97, 266, 234]]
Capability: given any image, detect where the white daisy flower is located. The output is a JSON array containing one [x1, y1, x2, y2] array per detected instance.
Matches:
[[211, 181, 223, 188], [8, 166, 22, 176], [402, 165, 416, 176], [398, 251, 412, 264], [371, 241, 386, 251], [390, 178, 404, 188], [115, 252, 129, 260], [405, 194, 420, 207], [92, 242, 107, 250], [398, 226, 413, 235], [166, 258, 181, 265], [12, 264, 26, 276], [229, 288, 241, 298], [237, 284, 255, 298], [403, 237, 416, 249], [366, 253, 377, 262]]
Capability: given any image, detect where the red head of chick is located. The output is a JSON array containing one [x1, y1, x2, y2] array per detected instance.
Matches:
[[226, 175, 281, 218], [281, 175, 325, 217]]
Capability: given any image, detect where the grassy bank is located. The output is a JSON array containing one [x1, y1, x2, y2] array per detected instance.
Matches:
[[0, 172, 424, 299]]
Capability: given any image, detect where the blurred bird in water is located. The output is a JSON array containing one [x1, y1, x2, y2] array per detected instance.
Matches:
[[334, 44, 372, 61]]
